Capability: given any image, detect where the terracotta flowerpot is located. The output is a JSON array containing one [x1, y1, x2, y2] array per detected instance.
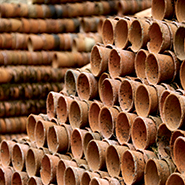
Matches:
[[121, 150, 145, 185], [46, 91, 62, 121], [56, 94, 73, 124], [157, 123, 172, 158], [135, 84, 158, 117], [86, 140, 109, 171], [106, 145, 128, 177], [11, 171, 29, 185], [90, 44, 112, 77], [64, 69, 81, 96], [83, 131, 102, 158], [144, 158, 173, 185], [12, 143, 30, 172], [170, 129, 185, 160], [26, 147, 45, 177], [115, 111, 137, 144], [152, 0, 175, 20], [56, 159, 77, 185], [76, 72, 98, 100], [115, 17, 134, 49], [88, 100, 104, 132], [135, 49, 149, 80], [81, 171, 100, 185], [40, 154, 60, 184], [128, 18, 151, 52], [71, 128, 88, 159], [100, 78, 121, 107], [27, 176, 43, 185], [27, 114, 43, 142], [131, 116, 158, 150], [175, 0, 185, 22], [0, 140, 16, 167], [35, 120, 56, 148], [90, 177, 109, 185], [47, 125, 69, 154], [68, 99, 89, 129], [147, 20, 172, 53], [102, 18, 118, 45], [166, 172, 185, 185], [163, 93, 185, 131], [108, 48, 135, 78], [27, 35, 44, 51], [145, 53, 177, 85], [99, 106, 120, 139], [0, 166, 14, 185], [118, 79, 141, 112], [173, 136, 185, 173], [64, 166, 85, 185]]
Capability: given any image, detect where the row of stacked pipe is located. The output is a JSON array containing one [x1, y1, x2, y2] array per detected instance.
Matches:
[[4, 0, 185, 185], [0, 0, 111, 142]]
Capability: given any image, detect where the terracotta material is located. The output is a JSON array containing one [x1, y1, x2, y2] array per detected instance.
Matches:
[[152, 0, 175, 20], [71, 128, 88, 159], [175, 0, 185, 22], [163, 93, 185, 131], [40, 154, 60, 184], [27, 176, 43, 185], [90, 44, 112, 77], [145, 53, 176, 85], [81, 171, 100, 185], [90, 177, 109, 185], [0, 166, 14, 185], [147, 20, 171, 53], [179, 60, 185, 90], [115, 112, 137, 144], [52, 52, 90, 68], [138, 149, 157, 163], [135, 84, 158, 117], [99, 106, 120, 139], [46, 91, 62, 120], [12, 143, 30, 171], [0, 140, 16, 167], [102, 18, 118, 45], [56, 94, 73, 124], [11, 171, 29, 185], [83, 131, 102, 158], [68, 99, 89, 128], [88, 100, 104, 132], [35, 120, 56, 148], [76, 72, 98, 100], [64, 166, 85, 185], [106, 145, 128, 177], [64, 69, 81, 96], [135, 49, 149, 80], [100, 78, 121, 107], [108, 48, 135, 78], [26, 147, 45, 177], [118, 79, 141, 112], [166, 172, 185, 185], [56, 159, 77, 185], [128, 18, 151, 52], [47, 125, 69, 154], [86, 140, 109, 171], [27, 114, 43, 142], [157, 123, 172, 158], [170, 129, 185, 160], [134, 7, 152, 18], [27, 35, 44, 52], [144, 158, 173, 185], [115, 17, 134, 49], [121, 150, 145, 185], [173, 136, 185, 173], [131, 116, 157, 149]]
